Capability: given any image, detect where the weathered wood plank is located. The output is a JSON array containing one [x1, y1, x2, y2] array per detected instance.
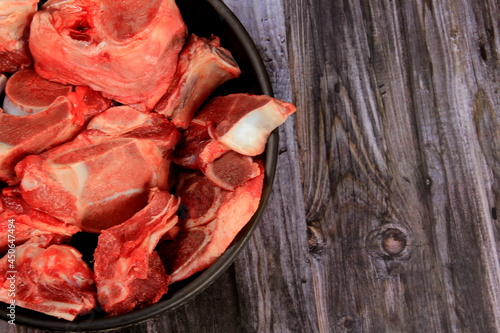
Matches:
[[282, 0, 500, 332]]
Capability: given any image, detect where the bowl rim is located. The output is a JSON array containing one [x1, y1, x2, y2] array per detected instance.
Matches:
[[0, 0, 278, 331]]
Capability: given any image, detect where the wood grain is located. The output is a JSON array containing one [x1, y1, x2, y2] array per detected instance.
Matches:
[[280, 0, 500, 331], [2, 0, 499, 332]]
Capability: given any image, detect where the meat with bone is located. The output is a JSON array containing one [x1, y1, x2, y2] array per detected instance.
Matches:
[[175, 170, 223, 229], [197, 140, 261, 191], [29, 0, 187, 110], [158, 165, 264, 284], [0, 186, 79, 254], [0, 0, 38, 73], [155, 34, 241, 128], [0, 235, 97, 321], [173, 120, 213, 170], [3, 68, 73, 117], [94, 189, 179, 316], [0, 87, 109, 185], [16, 106, 180, 233], [195, 93, 296, 156], [174, 120, 261, 190], [69, 85, 113, 123]]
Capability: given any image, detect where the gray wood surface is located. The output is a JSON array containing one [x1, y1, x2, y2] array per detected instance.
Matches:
[[2, 0, 499, 332]]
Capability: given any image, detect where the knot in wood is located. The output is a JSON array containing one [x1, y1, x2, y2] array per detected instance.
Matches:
[[307, 225, 325, 255], [366, 225, 410, 260], [425, 176, 432, 188], [340, 316, 355, 329], [382, 229, 406, 256]]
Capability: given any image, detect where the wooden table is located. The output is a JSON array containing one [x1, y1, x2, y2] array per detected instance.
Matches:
[[3, 0, 499, 332]]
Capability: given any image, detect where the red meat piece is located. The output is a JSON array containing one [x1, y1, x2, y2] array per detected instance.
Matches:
[[175, 171, 224, 228], [0, 82, 110, 185], [3, 68, 73, 116], [0, 0, 38, 73], [196, 93, 296, 156], [159, 164, 264, 284], [94, 189, 179, 316], [173, 120, 213, 170], [0, 75, 6, 93], [0, 187, 79, 254], [197, 140, 261, 190], [0, 236, 96, 321], [29, 0, 187, 110], [174, 120, 261, 190], [155, 34, 241, 128], [15, 106, 180, 233]]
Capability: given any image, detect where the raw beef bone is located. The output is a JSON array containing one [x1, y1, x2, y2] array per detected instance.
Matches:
[[94, 189, 179, 316], [197, 140, 261, 191], [158, 165, 264, 284], [194, 94, 296, 156], [16, 106, 181, 233], [29, 0, 187, 110], [3, 68, 73, 117], [0, 0, 38, 73], [0, 235, 97, 321], [0, 83, 110, 185], [174, 119, 261, 191], [173, 94, 296, 186], [175, 170, 224, 229], [155, 34, 241, 128], [0, 186, 79, 254]]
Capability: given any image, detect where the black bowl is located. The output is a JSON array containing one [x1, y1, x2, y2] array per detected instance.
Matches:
[[0, 0, 277, 331]]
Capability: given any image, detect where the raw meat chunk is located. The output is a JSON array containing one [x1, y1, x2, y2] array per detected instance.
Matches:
[[0, 186, 79, 253], [197, 140, 261, 190], [69, 86, 113, 123], [0, 236, 96, 321], [3, 68, 73, 117], [173, 120, 213, 170], [158, 165, 264, 284], [16, 106, 180, 232], [155, 34, 241, 128], [0, 0, 38, 73], [0, 75, 110, 185], [174, 93, 294, 187], [195, 93, 296, 156], [0, 97, 80, 185], [175, 171, 224, 228], [94, 189, 179, 316], [29, 0, 187, 110], [174, 121, 261, 190], [0, 100, 80, 184]]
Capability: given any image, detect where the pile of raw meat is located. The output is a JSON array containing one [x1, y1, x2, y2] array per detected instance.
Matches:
[[0, 0, 295, 321]]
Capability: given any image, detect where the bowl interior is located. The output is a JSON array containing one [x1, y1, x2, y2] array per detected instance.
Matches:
[[0, 0, 277, 331]]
